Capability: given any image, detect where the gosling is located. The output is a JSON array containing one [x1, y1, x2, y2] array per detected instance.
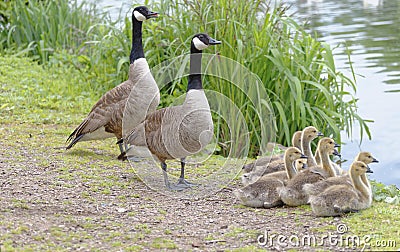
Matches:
[[308, 161, 373, 217]]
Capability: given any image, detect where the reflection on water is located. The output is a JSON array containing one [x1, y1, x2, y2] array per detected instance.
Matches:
[[84, 0, 400, 186], [287, 0, 400, 186]]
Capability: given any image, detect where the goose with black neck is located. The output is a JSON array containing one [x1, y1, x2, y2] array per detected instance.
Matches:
[[122, 33, 221, 191], [66, 6, 159, 158]]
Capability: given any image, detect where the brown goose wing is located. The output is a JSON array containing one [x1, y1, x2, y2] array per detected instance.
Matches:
[[66, 81, 131, 147]]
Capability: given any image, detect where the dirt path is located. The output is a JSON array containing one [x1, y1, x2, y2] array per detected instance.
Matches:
[[0, 124, 364, 251]]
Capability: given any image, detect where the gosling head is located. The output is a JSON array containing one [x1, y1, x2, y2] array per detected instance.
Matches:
[[317, 137, 341, 157], [292, 131, 302, 149], [351, 161, 373, 175], [302, 126, 323, 142], [294, 158, 307, 171], [285, 147, 307, 162], [133, 6, 158, 22], [192, 33, 221, 51], [356, 152, 379, 164]]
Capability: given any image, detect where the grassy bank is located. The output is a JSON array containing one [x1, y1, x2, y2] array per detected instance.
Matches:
[[0, 122, 398, 251], [0, 55, 399, 251]]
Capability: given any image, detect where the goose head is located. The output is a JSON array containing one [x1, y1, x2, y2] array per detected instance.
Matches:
[[285, 147, 307, 161], [302, 126, 323, 142], [357, 152, 379, 164], [133, 6, 158, 22], [317, 137, 340, 157], [351, 161, 373, 175], [192, 33, 221, 51], [292, 131, 302, 149]]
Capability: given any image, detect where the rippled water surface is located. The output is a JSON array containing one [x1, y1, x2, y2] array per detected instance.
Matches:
[[86, 0, 400, 186], [285, 0, 400, 186]]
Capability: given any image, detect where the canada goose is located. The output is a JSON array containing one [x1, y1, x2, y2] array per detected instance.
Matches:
[[121, 33, 221, 190], [242, 131, 302, 173], [277, 137, 339, 206], [308, 161, 373, 217], [315, 140, 345, 176], [66, 6, 160, 158], [303, 151, 378, 196], [242, 126, 320, 180], [241, 146, 306, 186], [301, 126, 323, 167], [294, 158, 307, 171], [234, 147, 306, 208]]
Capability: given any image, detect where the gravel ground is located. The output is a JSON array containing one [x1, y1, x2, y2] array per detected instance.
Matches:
[[0, 124, 363, 251]]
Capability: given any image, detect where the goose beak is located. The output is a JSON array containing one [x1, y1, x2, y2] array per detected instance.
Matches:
[[147, 11, 159, 19], [366, 165, 373, 173], [333, 149, 341, 157], [300, 154, 308, 159], [317, 132, 323, 137], [372, 158, 379, 163], [208, 37, 222, 45]]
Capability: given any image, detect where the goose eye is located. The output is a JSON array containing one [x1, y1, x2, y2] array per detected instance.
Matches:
[[199, 35, 204, 39]]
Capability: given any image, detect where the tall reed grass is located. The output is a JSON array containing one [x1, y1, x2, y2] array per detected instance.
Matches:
[[140, 0, 370, 156], [0, 0, 371, 157]]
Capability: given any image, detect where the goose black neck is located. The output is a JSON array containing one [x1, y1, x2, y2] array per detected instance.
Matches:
[[187, 43, 203, 91], [129, 17, 144, 64]]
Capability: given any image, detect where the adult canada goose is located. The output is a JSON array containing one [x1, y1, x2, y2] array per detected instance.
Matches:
[[234, 147, 307, 208], [277, 137, 339, 206], [303, 151, 378, 196], [308, 161, 373, 217], [241, 146, 306, 186], [121, 33, 221, 190], [242, 131, 302, 173], [301, 126, 323, 167], [66, 6, 160, 157]]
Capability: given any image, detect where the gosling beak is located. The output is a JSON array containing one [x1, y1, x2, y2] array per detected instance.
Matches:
[[300, 154, 308, 159], [302, 163, 307, 169], [366, 165, 373, 173], [334, 143, 340, 148], [317, 132, 324, 137], [147, 11, 159, 19], [372, 158, 379, 163], [208, 37, 222, 45], [333, 149, 341, 157]]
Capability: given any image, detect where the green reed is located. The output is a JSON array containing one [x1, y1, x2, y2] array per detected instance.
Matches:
[[141, 0, 370, 156]]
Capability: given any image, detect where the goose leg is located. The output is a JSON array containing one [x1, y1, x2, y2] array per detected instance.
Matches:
[[161, 162, 186, 191], [176, 158, 197, 187], [117, 140, 125, 156]]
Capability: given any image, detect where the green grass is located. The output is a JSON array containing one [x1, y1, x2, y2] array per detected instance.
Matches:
[[311, 202, 400, 251], [0, 56, 97, 125]]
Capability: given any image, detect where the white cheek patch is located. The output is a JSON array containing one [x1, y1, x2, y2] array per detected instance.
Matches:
[[193, 37, 208, 50], [134, 11, 146, 21]]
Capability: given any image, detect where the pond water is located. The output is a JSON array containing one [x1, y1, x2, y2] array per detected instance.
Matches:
[[285, 0, 400, 186], [87, 0, 400, 186]]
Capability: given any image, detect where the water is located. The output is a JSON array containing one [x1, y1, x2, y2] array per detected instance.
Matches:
[[86, 0, 400, 186], [285, 0, 400, 186]]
